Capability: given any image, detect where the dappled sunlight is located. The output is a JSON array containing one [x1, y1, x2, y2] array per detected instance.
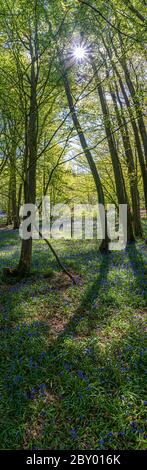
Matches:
[[0, 231, 146, 449]]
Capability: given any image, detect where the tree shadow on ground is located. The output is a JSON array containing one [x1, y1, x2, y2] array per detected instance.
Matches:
[[126, 243, 147, 302], [0, 246, 146, 450]]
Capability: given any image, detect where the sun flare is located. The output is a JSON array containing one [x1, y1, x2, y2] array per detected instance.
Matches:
[[73, 45, 87, 61]]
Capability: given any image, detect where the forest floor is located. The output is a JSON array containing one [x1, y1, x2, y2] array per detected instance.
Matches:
[[0, 222, 147, 450]]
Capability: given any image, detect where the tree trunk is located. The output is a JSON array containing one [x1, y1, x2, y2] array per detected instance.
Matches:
[[11, 149, 19, 229], [16, 40, 38, 274], [109, 83, 142, 237], [7, 145, 19, 229], [123, 0, 145, 22], [17, 238, 33, 275], [92, 61, 135, 243], [62, 68, 109, 252], [16, 183, 22, 229], [102, 37, 147, 211], [7, 176, 12, 226], [115, 67, 147, 211], [117, 43, 147, 163]]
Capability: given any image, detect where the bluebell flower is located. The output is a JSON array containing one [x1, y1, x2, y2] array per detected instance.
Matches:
[[39, 352, 46, 362], [131, 421, 137, 433], [140, 350, 145, 356], [64, 362, 71, 372], [29, 357, 33, 367], [13, 375, 23, 384], [30, 387, 37, 399], [39, 383, 46, 390], [77, 370, 87, 381], [78, 392, 83, 400], [70, 428, 77, 440], [125, 346, 133, 351], [120, 367, 128, 372], [84, 347, 92, 355], [99, 439, 104, 445]]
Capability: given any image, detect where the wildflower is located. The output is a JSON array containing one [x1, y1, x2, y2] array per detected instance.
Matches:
[[77, 370, 87, 381], [125, 346, 133, 352], [131, 421, 137, 432], [70, 428, 77, 440], [13, 375, 23, 384], [131, 421, 137, 428], [120, 367, 128, 372], [140, 350, 145, 356], [39, 383, 46, 394], [99, 439, 104, 445], [84, 347, 92, 355], [39, 352, 46, 362], [30, 387, 37, 399], [118, 432, 125, 437], [64, 362, 71, 372], [29, 357, 33, 367]]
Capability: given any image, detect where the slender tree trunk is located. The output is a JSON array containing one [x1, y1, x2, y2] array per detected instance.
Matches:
[[7, 145, 19, 229], [17, 42, 38, 274], [62, 68, 109, 252], [117, 43, 147, 162], [115, 67, 147, 211], [11, 147, 19, 229], [102, 37, 147, 211], [7, 175, 12, 226], [92, 61, 135, 243], [109, 83, 142, 237], [16, 182, 22, 229], [123, 0, 145, 22], [17, 238, 33, 275]]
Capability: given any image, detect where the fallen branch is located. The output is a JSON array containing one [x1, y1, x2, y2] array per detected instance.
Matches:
[[38, 230, 77, 285]]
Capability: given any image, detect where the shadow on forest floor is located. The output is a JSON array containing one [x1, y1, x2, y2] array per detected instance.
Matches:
[[0, 232, 147, 450]]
